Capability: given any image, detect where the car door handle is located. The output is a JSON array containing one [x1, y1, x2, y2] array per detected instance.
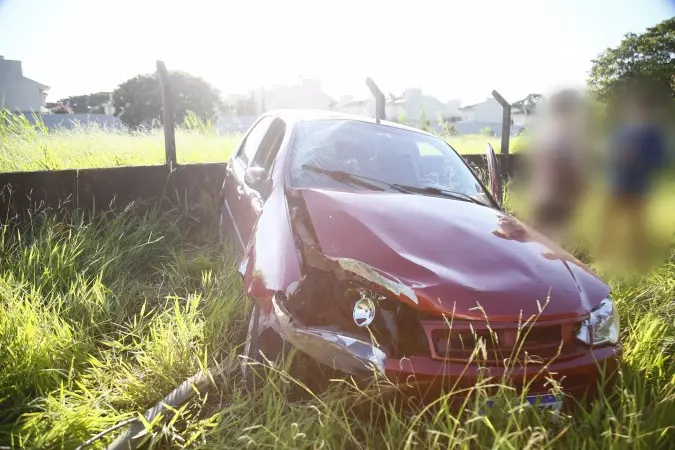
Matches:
[[236, 185, 245, 199]]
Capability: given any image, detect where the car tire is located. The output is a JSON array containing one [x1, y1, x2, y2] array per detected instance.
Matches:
[[241, 301, 286, 389], [240, 301, 335, 396]]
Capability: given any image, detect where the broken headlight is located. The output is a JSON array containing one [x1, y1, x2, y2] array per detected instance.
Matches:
[[353, 295, 377, 327], [348, 287, 385, 328], [576, 297, 620, 346]]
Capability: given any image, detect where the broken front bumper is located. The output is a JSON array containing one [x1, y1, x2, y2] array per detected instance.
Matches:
[[272, 298, 387, 376], [269, 297, 620, 401], [383, 347, 621, 401]]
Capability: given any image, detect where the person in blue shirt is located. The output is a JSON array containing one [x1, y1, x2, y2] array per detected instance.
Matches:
[[598, 82, 668, 268]]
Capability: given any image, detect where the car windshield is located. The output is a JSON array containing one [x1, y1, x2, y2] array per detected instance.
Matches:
[[290, 119, 492, 204]]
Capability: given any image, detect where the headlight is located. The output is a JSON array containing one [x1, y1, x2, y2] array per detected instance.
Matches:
[[348, 288, 387, 328], [576, 298, 620, 346], [353, 296, 376, 327]]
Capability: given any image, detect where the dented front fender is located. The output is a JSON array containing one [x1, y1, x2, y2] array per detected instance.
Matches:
[[271, 295, 387, 376]]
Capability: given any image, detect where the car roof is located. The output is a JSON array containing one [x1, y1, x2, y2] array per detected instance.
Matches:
[[264, 109, 438, 138]]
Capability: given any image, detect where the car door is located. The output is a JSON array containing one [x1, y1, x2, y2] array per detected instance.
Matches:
[[222, 115, 275, 254]]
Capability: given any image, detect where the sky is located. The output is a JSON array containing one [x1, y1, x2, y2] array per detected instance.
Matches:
[[0, 0, 673, 105]]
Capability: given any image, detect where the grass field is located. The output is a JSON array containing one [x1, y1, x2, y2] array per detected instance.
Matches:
[[0, 112, 673, 449], [0, 111, 523, 172], [0, 188, 673, 449]]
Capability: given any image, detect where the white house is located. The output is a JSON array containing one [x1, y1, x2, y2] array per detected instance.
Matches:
[[457, 97, 532, 127], [0, 56, 49, 112], [458, 97, 503, 123], [335, 94, 373, 117], [334, 88, 461, 125], [510, 106, 530, 127], [385, 88, 461, 124], [253, 78, 333, 114]]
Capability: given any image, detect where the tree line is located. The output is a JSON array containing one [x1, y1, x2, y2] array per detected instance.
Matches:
[[48, 72, 257, 128], [49, 16, 674, 129]]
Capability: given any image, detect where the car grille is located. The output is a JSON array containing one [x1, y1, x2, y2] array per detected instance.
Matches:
[[421, 319, 587, 365]]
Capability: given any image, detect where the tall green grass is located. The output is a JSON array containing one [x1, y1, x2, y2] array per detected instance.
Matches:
[[0, 109, 673, 449], [0, 110, 240, 172], [0, 186, 672, 449], [0, 110, 523, 173], [0, 193, 247, 448]]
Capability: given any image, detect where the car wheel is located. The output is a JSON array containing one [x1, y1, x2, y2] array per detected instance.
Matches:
[[241, 302, 260, 382], [241, 301, 285, 388], [241, 302, 342, 396]]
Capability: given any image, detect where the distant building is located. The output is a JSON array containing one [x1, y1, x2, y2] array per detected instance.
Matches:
[[458, 97, 503, 123], [455, 97, 530, 136], [334, 88, 461, 125], [253, 78, 333, 114], [334, 95, 372, 117], [385, 88, 461, 124], [510, 106, 529, 127], [0, 56, 49, 112]]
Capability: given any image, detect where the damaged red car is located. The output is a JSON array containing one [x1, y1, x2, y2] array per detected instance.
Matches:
[[219, 109, 621, 410]]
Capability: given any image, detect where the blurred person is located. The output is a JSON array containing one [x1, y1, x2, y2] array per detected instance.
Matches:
[[528, 89, 589, 244], [597, 80, 668, 269]]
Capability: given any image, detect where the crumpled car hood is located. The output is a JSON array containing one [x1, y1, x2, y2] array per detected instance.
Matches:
[[300, 188, 609, 320]]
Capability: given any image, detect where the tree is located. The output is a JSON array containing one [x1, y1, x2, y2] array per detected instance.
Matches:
[[113, 71, 223, 128], [437, 112, 460, 136], [588, 17, 675, 101], [511, 93, 544, 115], [419, 105, 431, 131], [50, 102, 72, 114], [57, 92, 112, 114]]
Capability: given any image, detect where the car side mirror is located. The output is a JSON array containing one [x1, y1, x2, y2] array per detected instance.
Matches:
[[244, 166, 267, 187]]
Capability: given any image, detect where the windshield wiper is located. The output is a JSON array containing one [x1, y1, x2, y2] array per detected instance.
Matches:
[[390, 184, 488, 206], [302, 164, 488, 206], [302, 164, 389, 192]]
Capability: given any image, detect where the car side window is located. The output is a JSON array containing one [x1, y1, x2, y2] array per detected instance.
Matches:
[[236, 116, 274, 166], [251, 118, 286, 171], [246, 119, 287, 200]]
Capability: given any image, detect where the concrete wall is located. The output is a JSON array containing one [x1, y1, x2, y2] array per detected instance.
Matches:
[[0, 164, 226, 222], [0, 155, 522, 220]]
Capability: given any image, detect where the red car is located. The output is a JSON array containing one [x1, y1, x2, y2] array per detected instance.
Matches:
[[219, 109, 621, 410]]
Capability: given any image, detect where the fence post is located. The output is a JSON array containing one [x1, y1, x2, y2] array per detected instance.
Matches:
[[365, 77, 386, 123], [491, 90, 511, 155], [156, 61, 177, 167]]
